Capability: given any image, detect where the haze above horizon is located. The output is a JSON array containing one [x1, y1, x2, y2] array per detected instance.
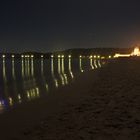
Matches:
[[1, 0, 140, 52]]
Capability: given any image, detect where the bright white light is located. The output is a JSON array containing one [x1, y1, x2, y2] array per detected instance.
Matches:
[[2, 55, 5, 58], [89, 55, 93, 59]]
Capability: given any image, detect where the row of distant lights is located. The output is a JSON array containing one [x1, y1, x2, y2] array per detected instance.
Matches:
[[1, 54, 112, 59], [1, 55, 71, 58]]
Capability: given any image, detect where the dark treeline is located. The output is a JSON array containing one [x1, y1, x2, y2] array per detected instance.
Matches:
[[0, 48, 134, 58]]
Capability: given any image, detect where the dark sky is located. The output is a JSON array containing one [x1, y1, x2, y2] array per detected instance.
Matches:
[[1, 0, 140, 52]]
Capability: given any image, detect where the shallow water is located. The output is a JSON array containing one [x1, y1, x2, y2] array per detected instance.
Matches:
[[0, 56, 104, 113]]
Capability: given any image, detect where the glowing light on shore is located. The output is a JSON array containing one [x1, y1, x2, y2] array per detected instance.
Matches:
[[68, 55, 71, 58], [89, 55, 93, 59], [131, 47, 140, 56], [114, 47, 140, 58], [2, 55, 5, 58], [114, 54, 131, 58], [31, 55, 34, 58]]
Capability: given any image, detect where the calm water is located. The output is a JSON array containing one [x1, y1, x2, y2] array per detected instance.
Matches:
[[0, 56, 104, 113]]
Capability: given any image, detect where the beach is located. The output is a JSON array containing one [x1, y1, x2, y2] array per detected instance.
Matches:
[[0, 58, 140, 140]]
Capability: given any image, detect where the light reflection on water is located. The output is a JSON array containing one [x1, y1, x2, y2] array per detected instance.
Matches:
[[0, 56, 105, 113]]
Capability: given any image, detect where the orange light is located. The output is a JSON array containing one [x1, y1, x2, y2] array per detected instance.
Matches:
[[131, 47, 140, 56]]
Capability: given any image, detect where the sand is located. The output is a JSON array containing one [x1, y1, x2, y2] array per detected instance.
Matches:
[[0, 58, 140, 140]]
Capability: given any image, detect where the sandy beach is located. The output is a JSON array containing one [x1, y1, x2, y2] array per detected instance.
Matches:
[[0, 58, 140, 140]]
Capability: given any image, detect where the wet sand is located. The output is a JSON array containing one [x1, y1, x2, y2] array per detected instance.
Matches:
[[0, 58, 140, 140]]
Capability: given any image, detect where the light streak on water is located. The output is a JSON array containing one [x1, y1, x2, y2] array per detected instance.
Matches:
[[41, 57, 49, 91], [12, 57, 15, 80], [58, 57, 65, 85], [2, 57, 7, 82], [79, 56, 84, 72], [68, 57, 74, 79], [61, 56, 68, 85], [97, 59, 101, 67], [21, 56, 25, 78], [94, 59, 98, 68], [51, 56, 58, 88], [31, 56, 34, 77], [89, 57, 94, 70]]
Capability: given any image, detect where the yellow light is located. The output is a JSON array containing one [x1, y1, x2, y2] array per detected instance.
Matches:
[[108, 55, 111, 58], [46, 84, 49, 91], [68, 55, 71, 58], [94, 55, 96, 58], [41, 55, 44, 58], [79, 55, 82, 58], [61, 55, 64, 58], [89, 55, 93, 59], [21, 55, 24, 58], [114, 53, 130, 58], [51, 55, 54, 58], [27, 92, 30, 98], [2, 55, 5, 58], [11, 55, 15, 58], [36, 87, 39, 95], [9, 97, 13, 106], [31, 55, 34, 58], [18, 94, 21, 100], [97, 55, 100, 58], [58, 55, 60, 58], [131, 47, 140, 56]]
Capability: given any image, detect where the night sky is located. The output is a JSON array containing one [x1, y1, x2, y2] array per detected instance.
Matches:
[[1, 0, 140, 52]]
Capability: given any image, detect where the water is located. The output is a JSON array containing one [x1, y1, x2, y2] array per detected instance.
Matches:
[[0, 56, 104, 113]]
